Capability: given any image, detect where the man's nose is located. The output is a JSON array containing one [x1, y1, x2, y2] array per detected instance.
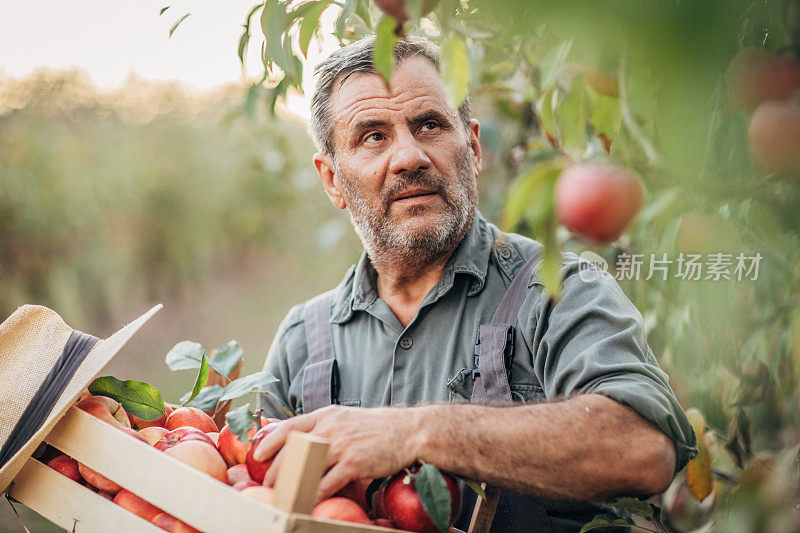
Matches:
[[388, 132, 432, 175]]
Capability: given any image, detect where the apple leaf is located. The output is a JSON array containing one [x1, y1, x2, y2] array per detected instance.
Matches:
[[165, 340, 205, 371], [181, 354, 210, 406], [88, 376, 164, 422], [588, 87, 622, 139], [578, 512, 635, 533], [210, 340, 244, 378], [602, 497, 662, 522], [373, 15, 398, 84], [335, 0, 358, 37], [441, 34, 469, 110], [537, 87, 559, 141], [169, 13, 190, 38], [180, 385, 224, 411], [685, 407, 713, 501], [539, 39, 572, 90], [559, 77, 588, 154], [415, 464, 451, 533], [298, 1, 329, 57], [459, 477, 487, 500], [159, 6, 170, 16], [227, 403, 258, 442], [220, 371, 279, 401]]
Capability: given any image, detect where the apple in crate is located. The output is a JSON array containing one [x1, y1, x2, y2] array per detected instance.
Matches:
[[77, 395, 131, 428], [151, 513, 201, 533], [217, 418, 273, 467], [165, 407, 218, 433], [140, 426, 169, 446], [79, 423, 147, 493], [155, 427, 216, 451], [312, 497, 372, 525], [244, 426, 277, 484], [46, 454, 82, 483], [128, 403, 173, 430], [227, 464, 252, 486], [241, 485, 275, 505], [163, 440, 228, 483], [113, 489, 164, 522]]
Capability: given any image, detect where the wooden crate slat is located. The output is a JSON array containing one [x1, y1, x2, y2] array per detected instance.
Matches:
[[287, 514, 398, 532], [272, 431, 330, 515], [9, 458, 164, 533], [44, 406, 290, 533]]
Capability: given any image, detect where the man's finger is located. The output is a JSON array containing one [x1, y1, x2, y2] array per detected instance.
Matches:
[[314, 462, 354, 505], [254, 415, 314, 461], [262, 446, 286, 487]]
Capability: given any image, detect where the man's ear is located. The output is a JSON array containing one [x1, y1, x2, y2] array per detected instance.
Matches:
[[313, 152, 347, 210], [468, 119, 483, 175]]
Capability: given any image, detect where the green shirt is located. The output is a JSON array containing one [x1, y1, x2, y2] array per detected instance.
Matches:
[[258, 210, 698, 473]]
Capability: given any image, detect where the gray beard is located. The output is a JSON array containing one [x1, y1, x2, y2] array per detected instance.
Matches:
[[337, 147, 477, 269]]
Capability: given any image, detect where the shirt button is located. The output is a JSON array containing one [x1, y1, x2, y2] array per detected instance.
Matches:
[[499, 246, 513, 260], [399, 336, 413, 349]]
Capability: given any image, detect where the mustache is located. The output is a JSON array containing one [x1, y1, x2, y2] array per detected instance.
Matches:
[[381, 170, 449, 214]]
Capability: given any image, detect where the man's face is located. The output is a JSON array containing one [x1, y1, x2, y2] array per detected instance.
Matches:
[[316, 55, 481, 264]]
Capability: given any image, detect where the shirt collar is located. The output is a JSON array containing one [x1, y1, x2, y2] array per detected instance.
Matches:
[[329, 209, 493, 324]]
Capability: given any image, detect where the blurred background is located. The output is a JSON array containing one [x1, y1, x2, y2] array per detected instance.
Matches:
[[3, 0, 800, 531]]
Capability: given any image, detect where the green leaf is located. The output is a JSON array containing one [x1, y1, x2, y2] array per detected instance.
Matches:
[[169, 13, 191, 38], [182, 355, 210, 406], [415, 464, 451, 533], [373, 15, 398, 84], [603, 497, 662, 521], [226, 403, 259, 442], [260, 0, 290, 73], [539, 39, 572, 89], [588, 86, 622, 139], [180, 385, 225, 411], [237, 30, 250, 67], [298, 1, 329, 57], [540, 242, 563, 299], [460, 478, 487, 500], [165, 341, 205, 371], [441, 34, 470, 110], [210, 340, 244, 378], [537, 88, 559, 140], [220, 371, 279, 401], [159, 6, 170, 16], [558, 77, 588, 154], [354, 0, 371, 27], [335, 0, 358, 37], [578, 512, 634, 532], [88, 377, 164, 422]]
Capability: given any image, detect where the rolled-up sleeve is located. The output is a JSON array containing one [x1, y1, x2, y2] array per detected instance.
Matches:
[[529, 259, 698, 473]]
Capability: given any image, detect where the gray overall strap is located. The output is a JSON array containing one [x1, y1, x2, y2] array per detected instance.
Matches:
[[471, 248, 542, 404], [301, 291, 338, 413]]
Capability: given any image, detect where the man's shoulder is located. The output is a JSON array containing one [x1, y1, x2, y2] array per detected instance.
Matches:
[[276, 264, 357, 332]]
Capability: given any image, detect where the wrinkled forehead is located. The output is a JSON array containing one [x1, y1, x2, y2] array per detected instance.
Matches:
[[328, 55, 457, 138]]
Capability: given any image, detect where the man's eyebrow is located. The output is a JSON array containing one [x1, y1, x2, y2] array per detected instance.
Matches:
[[407, 110, 451, 128], [351, 118, 390, 134]]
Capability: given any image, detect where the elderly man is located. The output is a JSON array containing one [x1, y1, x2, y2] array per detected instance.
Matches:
[[255, 35, 696, 531]]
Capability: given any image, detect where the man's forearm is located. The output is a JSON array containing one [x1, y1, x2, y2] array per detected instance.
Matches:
[[411, 394, 676, 502]]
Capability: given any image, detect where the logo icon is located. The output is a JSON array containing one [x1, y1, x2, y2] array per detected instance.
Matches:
[[578, 250, 608, 282]]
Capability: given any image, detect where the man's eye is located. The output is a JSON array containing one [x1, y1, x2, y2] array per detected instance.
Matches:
[[365, 132, 385, 143], [422, 121, 439, 131]]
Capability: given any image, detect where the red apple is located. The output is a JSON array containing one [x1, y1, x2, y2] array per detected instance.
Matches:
[[46, 454, 82, 483], [334, 478, 373, 512], [140, 426, 170, 446], [217, 418, 271, 467], [206, 432, 220, 447], [312, 497, 372, 525], [151, 513, 202, 533], [97, 490, 116, 501], [726, 47, 800, 112], [77, 395, 131, 428], [748, 100, 800, 173], [244, 427, 277, 484], [155, 427, 216, 452], [233, 480, 260, 491], [164, 440, 228, 483], [166, 407, 218, 433], [241, 485, 275, 505], [373, 518, 396, 528], [119, 427, 149, 444], [78, 463, 122, 494], [113, 489, 164, 522], [555, 163, 643, 243], [227, 464, 252, 486], [383, 468, 461, 533]]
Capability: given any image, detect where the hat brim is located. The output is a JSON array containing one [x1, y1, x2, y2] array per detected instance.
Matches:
[[0, 304, 162, 493]]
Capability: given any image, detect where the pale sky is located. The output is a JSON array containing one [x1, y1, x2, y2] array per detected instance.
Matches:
[[0, 0, 341, 119]]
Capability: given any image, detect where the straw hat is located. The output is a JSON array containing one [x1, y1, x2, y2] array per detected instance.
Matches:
[[0, 304, 161, 493]]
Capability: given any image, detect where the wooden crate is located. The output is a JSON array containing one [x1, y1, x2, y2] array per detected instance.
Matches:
[[6, 406, 397, 532]]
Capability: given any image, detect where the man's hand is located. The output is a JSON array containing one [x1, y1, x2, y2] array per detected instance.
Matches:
[[252, 405, 424, 503]]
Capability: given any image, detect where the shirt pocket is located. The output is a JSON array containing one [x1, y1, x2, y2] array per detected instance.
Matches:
[[509, 382, 545, 403], [446, 368, 474, 403]]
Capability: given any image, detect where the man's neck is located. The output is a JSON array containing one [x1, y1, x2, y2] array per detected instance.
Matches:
[[371, 249, 454, 329]]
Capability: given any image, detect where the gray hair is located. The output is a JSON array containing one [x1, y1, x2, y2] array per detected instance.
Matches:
[[309, 35, 471, 155]]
